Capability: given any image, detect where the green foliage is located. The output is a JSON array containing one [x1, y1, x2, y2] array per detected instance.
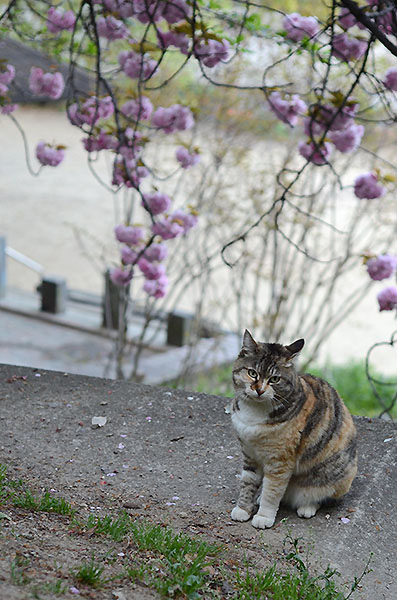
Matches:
[[11, 488, 76, 516], [11, 555, 31, 586], [309, 362, 397, 418], [171, 361, 396, 418], [72, 558, 105, 588]]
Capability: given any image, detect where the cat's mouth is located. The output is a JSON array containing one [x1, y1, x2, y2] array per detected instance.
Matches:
[[245, 387, 274, 403]]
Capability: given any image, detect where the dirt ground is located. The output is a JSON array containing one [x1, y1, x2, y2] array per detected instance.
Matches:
[[0, 363, 396, 599]]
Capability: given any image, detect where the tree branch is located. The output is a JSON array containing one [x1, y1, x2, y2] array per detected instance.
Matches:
[[340, 0, 397, 56]]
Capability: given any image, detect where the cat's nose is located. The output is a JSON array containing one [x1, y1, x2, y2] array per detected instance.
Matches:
[[256, 388, 265, 396]]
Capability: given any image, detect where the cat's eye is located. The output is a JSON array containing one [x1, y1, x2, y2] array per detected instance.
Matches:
[[247, 369, 257, 379], [269, 375, 281, 384]]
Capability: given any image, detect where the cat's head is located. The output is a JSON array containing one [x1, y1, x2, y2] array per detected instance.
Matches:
[[232, 329, 304, 403]]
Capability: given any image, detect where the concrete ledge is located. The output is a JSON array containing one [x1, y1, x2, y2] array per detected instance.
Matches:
[[0, 364, 395, 599]]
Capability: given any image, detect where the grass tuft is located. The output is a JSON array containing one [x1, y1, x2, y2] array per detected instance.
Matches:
[[72, 558, 105, 588]]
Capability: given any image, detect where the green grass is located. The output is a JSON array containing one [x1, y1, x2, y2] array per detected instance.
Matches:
[[0, 465, 371, 599], [309, 362, 396, 418], [72, 558, 105, 588], [11, 488, 76, 516], [87, 512, 221, 598], [171, 361, 396, 418]]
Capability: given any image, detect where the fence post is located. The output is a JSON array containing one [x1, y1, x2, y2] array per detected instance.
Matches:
[[102, 270, 123, 330], [167, 311, 194, 346], [40, 276, 67, 313]]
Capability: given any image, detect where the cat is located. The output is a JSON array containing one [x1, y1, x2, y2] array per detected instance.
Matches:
[[230, 330, 357, 529]]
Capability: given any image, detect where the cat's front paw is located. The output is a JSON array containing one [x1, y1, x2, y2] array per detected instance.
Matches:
[[231, 506, 251, 522], [252, 513, 275, 529]]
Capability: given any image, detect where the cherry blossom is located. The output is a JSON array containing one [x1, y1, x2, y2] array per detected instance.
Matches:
[[194, 38, 231, 68], [83, 129, 118, 152], [112, 157, 149, 188], [162, 0, 192, 24], [143, 274, 169, 298], [47, 7, 76, 34], [354, 172, 386, 199], [283, 13, 319, 42], [97, 15, 129, 40], [377, 286, 397, 311], [1, 103, 18, 114], [68, 96, 114, 126], [121, 96, 153, 121], [36, 142, 65, 166], [268, 92, 307, 127], [121, 246, 139, 265], [29, 67, 64, 100], [176, 147, 200, 169], [142, 243, 168, 262], [329, 123, 364, 153], [367, 255, 397, 281], [171, 209, 198, 233], [143, 191, 172, 215], [138, 258, 166, 280], [157, 30, 190, 55], [0, 63, 15, 86], [338, 7, 358, 30], [119, 50, 157, 80], [298, 140, 333, 165], [383, 67, 397, 91], [114, 224, 144, 245], [110, 266, 133, 286], [331, 34, 368, 62], [152, 104, 194, 134], [152, 215, 184, 239]]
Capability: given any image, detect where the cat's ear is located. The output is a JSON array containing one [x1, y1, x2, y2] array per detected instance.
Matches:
[[241, 329, 258, 354], [284, 339, 304, 361]]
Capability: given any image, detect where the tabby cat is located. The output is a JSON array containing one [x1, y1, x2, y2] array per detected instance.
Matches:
[[230, 330, 357, 529]]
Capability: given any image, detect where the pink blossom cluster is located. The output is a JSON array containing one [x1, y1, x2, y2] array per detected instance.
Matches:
[[383, 67, 397, 91], [176, 147, 200, 169], [82, 129, 118, 152], [194, 38, 231, 68], [121, 96, 153, 121], [377, 286, 397, 312], [300, 99, 364, 164], [135, 0, 192, 25], [283, 13, 319, 42], [119, 50, 157, 80], [118, 128, 143, 160], [97, 15, 129, 40], [340, 2, 394, 36], [143, 192, 172, 215], [157, 29, 190, 54], [36, 142, 65, 167], [112, 220, 174, 297], [152, 104, 194, 134], [29, 67, 64, 100], [47, 7, 76, 34], [152, 209, 198, 239], [0, 63, 18, 113], [331, 33, 368, 62], [112, 156, 149, 188], [353, 172, 386, 199], [329, 123, 364, 153], [367, 254, 397, 281], [268, 92, 307, 127], [68, 96, 114, 127], [94, 0, 134, 19]]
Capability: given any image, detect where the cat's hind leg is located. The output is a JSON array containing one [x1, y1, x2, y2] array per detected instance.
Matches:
[[283, 482, 329, 519], [231, 464, 262, 522]]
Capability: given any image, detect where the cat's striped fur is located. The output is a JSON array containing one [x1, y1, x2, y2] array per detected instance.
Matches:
[[230, 330, 357, 529]]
